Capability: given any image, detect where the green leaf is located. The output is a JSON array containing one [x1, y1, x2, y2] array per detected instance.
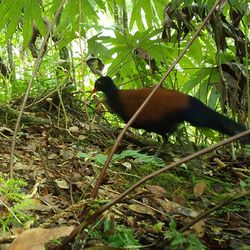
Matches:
[[95, 154, 107, 165], [153, 0, 166, 21], [129, 0, 145, 30], [198, 79, 209, 104], [82, 0, 98, 22], [5, 0, 25, 40], [171, 233, 186, 246], [141, 1, 153, 27], [0, 0, 27, 37], [23, 0, 34, 48], [87, 35, 110, 58], [54, 0, 78, 38], [94, 0, 106, 11], [33, 0, 47, 36], [182, 76, 201, 93], [107, 48, 131, 75], [0, 0, 14, 31], [208, 86, 219, 109]]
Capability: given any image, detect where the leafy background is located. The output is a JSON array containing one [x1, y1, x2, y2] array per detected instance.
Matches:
[[0, 0, 248, 146], [0, 1, 249, 249], [0, 0, 248, 130]]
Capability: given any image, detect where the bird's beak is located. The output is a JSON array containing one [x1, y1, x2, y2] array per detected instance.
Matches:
[[91, 88, 97, 95]]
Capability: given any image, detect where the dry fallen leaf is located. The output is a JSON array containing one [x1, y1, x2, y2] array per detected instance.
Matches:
[[193, 180, 207, 197], [172, 195, 186, 206], [13, 162, 30, 170], [122, 162, 132, 170], [155, 197, 199, 218], [61, 150, 74, 160], [68, 126, 80, 134], [147, 185, 166, 198], [190, 220, 205, 238], [54, 179, 69, 189], [127, 204, 155, 216], [47, 153, 58, 160], [8, 226, 74, 250]]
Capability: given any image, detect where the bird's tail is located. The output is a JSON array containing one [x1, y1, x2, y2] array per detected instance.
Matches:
[[183, 96, 249, 143]]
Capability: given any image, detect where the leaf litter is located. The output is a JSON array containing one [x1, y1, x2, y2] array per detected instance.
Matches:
[[0, 101, 249, 249]]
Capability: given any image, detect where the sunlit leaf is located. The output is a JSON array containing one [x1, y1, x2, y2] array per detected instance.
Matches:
[[23, 0, 34, 48], [33, 0, 47, 36], [5, 1, 25, 40]]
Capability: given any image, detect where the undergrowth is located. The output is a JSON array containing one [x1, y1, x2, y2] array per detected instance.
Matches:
[[0, 177, 35, 232], [82, 219, 141, 249]]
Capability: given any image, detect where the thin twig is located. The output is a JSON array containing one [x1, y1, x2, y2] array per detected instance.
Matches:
[[78, 0, 91, 128], [9, 0, 67, 178], [179, 191, 250, 233]]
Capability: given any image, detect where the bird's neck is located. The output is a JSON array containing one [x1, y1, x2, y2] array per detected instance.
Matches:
[[105, 88, 126, 119], [105, 85, 118, 97], [105, 87, 119, 106]]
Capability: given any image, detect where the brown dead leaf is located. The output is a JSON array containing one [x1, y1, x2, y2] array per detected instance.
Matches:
[[226, 213, 241, 227], [61, 150, 74, 160], [0, 126, 13, 135], [78, 135, 87, 140], [155, 197, 199, 218], [68, 126, 80, 134], [122, 162, 132, 170], [172, 195, 186, 206], [193, 180, 207, 197], [104, 145, 123, 155], [147, 185, 166, 198], [126, 216, 137, 227], [10, 227, 25, 235], [7, 226, 74, 250], [190, 220, 205, 238], [27, 125, 44, 134], [13, 162, 30, 170], [86, 54, 104, 76], [127, 204, 155, 216], [47, 153, 58, 160], [54, 179, 69, 189]]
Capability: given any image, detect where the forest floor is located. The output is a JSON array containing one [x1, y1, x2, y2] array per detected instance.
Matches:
[[0, 94, 249, 250]]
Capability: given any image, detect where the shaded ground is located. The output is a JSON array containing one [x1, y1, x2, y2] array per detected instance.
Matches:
[[0, 94, 249, 249]]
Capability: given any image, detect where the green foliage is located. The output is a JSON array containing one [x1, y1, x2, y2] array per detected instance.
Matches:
[[104, 224, 140, 248], [78, 149, 165, 167], [165, 218, 205, 250], [0, 0, 46, 46], [86, 219, 141, 248], [79, 150, 191, 193], [0, 177, 27, 202], [0, 177, 35, 232], [244, 145, 250, 156], [240, 176, 250, 190]]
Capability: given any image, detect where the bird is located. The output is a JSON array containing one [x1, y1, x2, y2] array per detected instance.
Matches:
[[92, 76, 249, 142]]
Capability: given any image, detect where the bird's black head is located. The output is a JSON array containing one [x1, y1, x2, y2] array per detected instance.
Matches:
[[92, 76, 117, 94]]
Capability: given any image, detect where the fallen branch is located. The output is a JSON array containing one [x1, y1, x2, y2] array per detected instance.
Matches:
[[0, 104, 51, 125]]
